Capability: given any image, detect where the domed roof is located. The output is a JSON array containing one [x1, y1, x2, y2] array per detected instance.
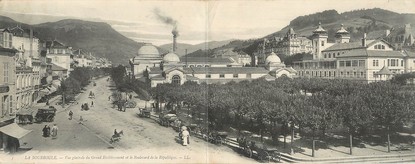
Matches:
[[265, 52, 281, 64], [138, 43, 160, 57], [336, 24, 349, 34], [313, 22, 327, 34], [163, 52, 180, 63]]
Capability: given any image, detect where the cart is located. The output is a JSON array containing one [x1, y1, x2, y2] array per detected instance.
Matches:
[[236, 131, 281, 162], [138, 108, 151, 118], [251, 142, 281, 162], [125, 101, 137, 108], [209, 131, 228, 145], [34, 106, 57, 123], [16, 110, 34, 124], [159, 113, 177, 127]]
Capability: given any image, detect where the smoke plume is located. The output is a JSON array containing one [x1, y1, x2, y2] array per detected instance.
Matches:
[[153, 8, 179, 36]]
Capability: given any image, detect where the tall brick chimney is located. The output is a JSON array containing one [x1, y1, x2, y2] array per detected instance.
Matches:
[[172, 30, 178, 52], [30, 28, 33, 57], [362, 33, 367, 47]]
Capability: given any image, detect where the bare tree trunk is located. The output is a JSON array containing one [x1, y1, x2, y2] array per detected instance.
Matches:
[[387, 126, 391, 153], [312, 130, 315, 157], [349, 133, 353, 155], [299, 124, 302, 137], [260, 129, 263, 142], [291, 123, 295, 154]]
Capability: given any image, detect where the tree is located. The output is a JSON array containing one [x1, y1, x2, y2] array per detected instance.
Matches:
[[362, 82, 414, 152], [336, 93, 371, 155]]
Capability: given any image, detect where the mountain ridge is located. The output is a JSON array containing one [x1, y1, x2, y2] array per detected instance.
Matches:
[[202, 8, 415, 59], [0, 16, 163, 65]]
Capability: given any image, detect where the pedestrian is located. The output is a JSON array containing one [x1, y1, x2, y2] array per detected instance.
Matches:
[[108, 96, 111, 101], [46, 125, 51, 137], [81, 104, 84, 111], [42, 125, 48, 137], [114, 129, 118, 136], [51, 124, 58, 139], [91, 101, 94, 107], [69, 110, 73, 120], [181, 126, 190, 146]]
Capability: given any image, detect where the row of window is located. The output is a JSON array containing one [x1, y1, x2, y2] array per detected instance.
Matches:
[[387, 59, 403, 67], [16, 75, 39, 89], [3, 62, 9, 83], [374, 44, 386, 50], [324, 51, 345, 58], [339, 60, 365, 67], [300, 70, 367, 78], [184, 65, 210, 68], [372, 59, 404, 67], [206, 74, 240, 78]]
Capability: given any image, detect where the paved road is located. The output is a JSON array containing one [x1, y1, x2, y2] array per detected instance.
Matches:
[[3, 77, 259, 164]]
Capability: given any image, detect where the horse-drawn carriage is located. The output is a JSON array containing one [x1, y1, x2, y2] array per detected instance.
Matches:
[[110, 130, 124, 144], [89, 91, 95, 99], [159, 113, 177, 127], [34, 106, 57, 123], [208, 131, 228, 145], [138, 108, 151, 118], [16, 109, 34, 124], [237, 131, 280, 162]]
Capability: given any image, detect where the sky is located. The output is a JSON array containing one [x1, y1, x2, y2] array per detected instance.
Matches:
[[0, 0, 414, 46]]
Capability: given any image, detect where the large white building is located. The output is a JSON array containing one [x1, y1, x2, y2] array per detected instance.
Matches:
[[293, 23, 415, 83], [254, 28, 313, 66], [129, 43, 163, 79], [10, 26, 42, 109], [45, 40, 71, 78]]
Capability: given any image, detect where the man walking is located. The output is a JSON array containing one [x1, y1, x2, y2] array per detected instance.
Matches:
[[69, 110, 73, 120]]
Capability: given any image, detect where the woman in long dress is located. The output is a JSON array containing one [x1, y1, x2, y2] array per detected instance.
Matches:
[[51, 124, 58, 139], [182, 127, 190, 146], [42, 125, 48, 137]]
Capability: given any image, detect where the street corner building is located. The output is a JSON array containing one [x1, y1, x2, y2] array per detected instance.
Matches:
[[0, 28, 32, 154]]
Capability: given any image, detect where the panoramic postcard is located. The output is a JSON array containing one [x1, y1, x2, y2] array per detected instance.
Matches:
[[0, 0, 415, 163]]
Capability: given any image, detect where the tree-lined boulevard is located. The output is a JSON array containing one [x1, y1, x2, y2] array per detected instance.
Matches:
[[149, 75, 415, 158], [2, 65, 414, 163]]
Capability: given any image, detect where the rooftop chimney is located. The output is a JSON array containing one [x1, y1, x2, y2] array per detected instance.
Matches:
[[362, 33, 367, 47], [30, 29, 33, 57], [172, 30, 178, 53]]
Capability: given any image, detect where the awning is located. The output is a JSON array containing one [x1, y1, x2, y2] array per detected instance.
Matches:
[[0, 123, 32, 139]]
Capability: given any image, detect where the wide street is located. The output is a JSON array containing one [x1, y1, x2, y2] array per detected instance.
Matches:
[[3, 77, 258, 164]]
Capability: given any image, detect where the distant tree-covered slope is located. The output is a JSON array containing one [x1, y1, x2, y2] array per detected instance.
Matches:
[[0, 16, 168, 65], [204, 8, 415, 61]]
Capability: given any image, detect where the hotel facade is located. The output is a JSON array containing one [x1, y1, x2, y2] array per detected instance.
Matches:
[[293, 23, 415, 83]]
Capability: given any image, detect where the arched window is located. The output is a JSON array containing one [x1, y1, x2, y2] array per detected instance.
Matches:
[[172, 75, 181, 85]]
